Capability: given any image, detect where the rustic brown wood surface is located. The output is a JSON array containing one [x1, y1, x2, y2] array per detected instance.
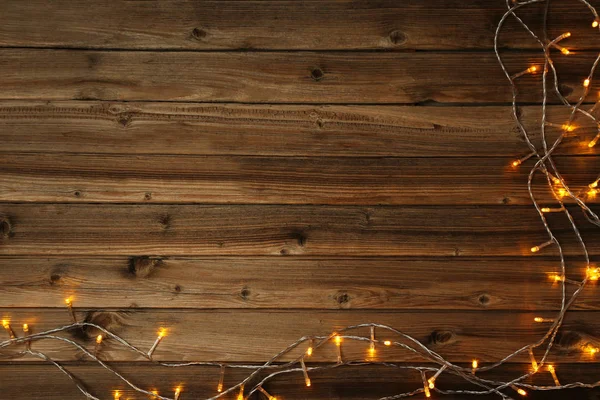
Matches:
[[0, 102, 597, 157], [0, 153, 598, 205], [0, 0, 597, 51], [0, 257, 598, 311], [0, 204, 598, 256], [0, 50, 599, 103], [0, 309, 598, 363], [1, 0, 600, 398], [2, 363, 595, 400]]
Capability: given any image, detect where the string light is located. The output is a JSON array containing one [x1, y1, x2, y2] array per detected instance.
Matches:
[[334, 334, 342, 364], [174, 386, 182, 400], [531, 240, 553, 253], [541, 207, 564, 213], [584, 78, 591, 88], [306, 339, 314, 356], [583, 344, 599, 356], [510, 65, 538, 79], [300, 357, 311, 387], [237, 384, 245, 400], [22, 323, 31, 350], [94, 334, 103, 357], [511, 151, 536, 167], [369, 325, 376, 357], [217, 365, 225, 392], [533, 317, 554, 323], [510, 385, 527, 396], [471, 359, 478, 374], [147, 327, 166, 359], [587, 267, 600, 281], [427, 365, 447, 389], [383, 340, 392, 346], [528, 348, 538, 372], [113, 390, 121, 400], [421, 371, 431, 398], [547, 365, 561, 386], [2, 319, 15, 339], [257, 386, 277, 400], [589, 131, 600, 147], [65, 297, 77, 323], [594, 18, 600, 28]]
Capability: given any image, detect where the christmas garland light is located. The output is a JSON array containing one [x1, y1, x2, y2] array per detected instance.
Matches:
[[2, 0, 600, 398]]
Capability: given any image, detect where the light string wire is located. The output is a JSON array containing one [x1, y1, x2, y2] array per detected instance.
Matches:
[[2, 0, 600, 398]]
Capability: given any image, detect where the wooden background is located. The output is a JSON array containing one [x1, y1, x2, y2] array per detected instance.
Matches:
[[0, 1, 600, 399]]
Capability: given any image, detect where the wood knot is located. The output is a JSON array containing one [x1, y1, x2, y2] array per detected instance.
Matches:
[[389, 30, 407, 46], [128, 256, 163, 278], [173, 284, 182, 293], [310, 67, 324, 81], [333, 291, 351, 306], [191, 27, 207, 40], [0, 218, 12, 238], [477, 293, 491, 307], [158, 214, 171, 230], [79, 311, 126, 340], [117, 113, 132, 127], [502, 197, 511, 205], [240, 287, 251, 300], [144, 192, 152, 201], [430, 330, 457, 345], [73, 190, 82, 198], [294, 232, 307, 247]]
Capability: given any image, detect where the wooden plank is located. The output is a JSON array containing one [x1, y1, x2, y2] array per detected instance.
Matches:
[[1, 309, 598, 363], [1, 153, 598, 205], [0, 1, 597, 51], [1, 101, 597, 157], [0, 257, 598, 311], [0, 363, 597, 400], [0, 50, 598, 103], [0, 205, 598, 256]]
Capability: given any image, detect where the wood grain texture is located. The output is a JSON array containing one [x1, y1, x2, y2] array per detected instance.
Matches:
[[0, 50, 598, 103], [0, 0, 598, 51], [0, 257, 598, 311], [0, 204, 598, 256], [1, 101, 598, 157], [0, 363, 597, 400], [1, 153, 598, 205], [1, 309, 599, 363]]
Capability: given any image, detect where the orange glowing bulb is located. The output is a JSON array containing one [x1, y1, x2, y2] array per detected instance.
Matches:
[[527, 66, 538, 73], [334, 335, 342, 346], [96, 334, 103, 344], [594, 19, 600, 28], [158, 328, 167, 338], [472, 360, 478, 369], [1, 319, 9, 329], [383, 340, 391, 346], [584, 78, 591, 88], [517, 388, 527, 396]]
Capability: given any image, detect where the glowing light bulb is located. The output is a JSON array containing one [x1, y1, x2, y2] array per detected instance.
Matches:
[[334, 335, 342, 364], [547, 365, 561, 386], [421, 372, 431, 398], [217, 365, 225, 392], [589, 136, 599, 148], [65, 297, 77, 323], [147, 327, 167, 358], [585, 345, 599, 356], [562, 124, 575, 132], [512, 66, 540, 79], [237, 384, 245, 400], [534, 317, 553, 323], [564, 32, 572, 38], [96, 335, 103, 344], [528, 348, 538, 372], [584, 78, 591, 88], [594, 19, 600, 27], [428, 365, 447, 389], [588, 267, 600, 281], [517, 388, 527, 396], [65, 298, 72, 306], [383, 340, 391, 346], [22, 323, 29, 333], [590, 180, 599, 188], [531, 246, 540, 253], [588, 189, 598, 198], [368, 326, 376, 357], [113, 391, 121, 400], [541, 207, 564, 213], [174, 386, 182, 400], [561, 48, 570, 55], [150, 389, 159, 397], [472, 359, 478, 370], [512, 160, 521, 167], [531, 240, 553, 254], [527, 66, 537, 73], [301, 358, 311, 387], [2, 319, 15, 339]]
